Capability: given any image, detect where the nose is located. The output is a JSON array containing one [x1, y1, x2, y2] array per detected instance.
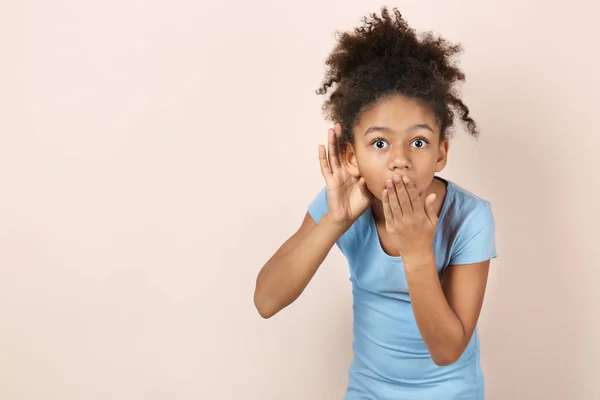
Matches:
[[387, 146, 411, 171]]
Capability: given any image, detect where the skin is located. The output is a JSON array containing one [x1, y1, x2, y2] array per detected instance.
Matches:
[[254, 94, 490, 367], [341, 94, 490, 366]]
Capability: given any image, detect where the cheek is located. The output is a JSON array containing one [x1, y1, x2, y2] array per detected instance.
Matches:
[[356, 151, 386, 172], [359, 170, 388, 199], [366, 181, 385, 200], [355, 152, 394, 196]]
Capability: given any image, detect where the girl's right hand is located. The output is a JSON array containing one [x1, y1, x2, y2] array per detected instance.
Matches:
[[319, 123, 373, 226]]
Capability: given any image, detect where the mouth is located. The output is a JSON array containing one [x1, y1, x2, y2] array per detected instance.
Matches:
[[386, 175, 412, 184]]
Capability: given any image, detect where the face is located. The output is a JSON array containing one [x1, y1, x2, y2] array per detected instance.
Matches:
[[342, 95, 449, 200]]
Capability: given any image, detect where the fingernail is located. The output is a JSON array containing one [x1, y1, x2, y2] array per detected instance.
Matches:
[[393, 176, 401, 183], [402, 176, 409, 183]]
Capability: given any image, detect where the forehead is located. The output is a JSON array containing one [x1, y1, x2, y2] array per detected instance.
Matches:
[[355, 95, 439, 132]]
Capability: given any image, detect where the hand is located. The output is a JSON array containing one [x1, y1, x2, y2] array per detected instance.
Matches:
[[382, 175, 438, 259], [319, 123, 373, 225]]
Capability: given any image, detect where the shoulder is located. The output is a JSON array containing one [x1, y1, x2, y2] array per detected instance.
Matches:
[[443, 180, 494, 225], [307, 186, 328, 224], [441, 180, 497, 265]]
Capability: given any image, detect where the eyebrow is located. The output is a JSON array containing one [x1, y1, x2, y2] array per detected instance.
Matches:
[[364, 124, 435, 135]]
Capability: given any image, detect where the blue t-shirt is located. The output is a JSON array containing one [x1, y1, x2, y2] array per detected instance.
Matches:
[[307, 177, 497, 400]]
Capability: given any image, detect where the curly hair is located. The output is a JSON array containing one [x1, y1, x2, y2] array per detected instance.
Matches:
[[316, 7, 478, 154]]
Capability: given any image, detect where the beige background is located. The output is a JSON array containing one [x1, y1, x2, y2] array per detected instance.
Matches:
[[1, 0, 598, 399]]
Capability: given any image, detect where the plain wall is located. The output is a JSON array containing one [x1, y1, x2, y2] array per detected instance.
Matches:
[[1, 1, 598, 399]]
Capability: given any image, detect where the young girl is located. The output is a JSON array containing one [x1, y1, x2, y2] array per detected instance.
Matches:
[[254, 7, 496, 399]]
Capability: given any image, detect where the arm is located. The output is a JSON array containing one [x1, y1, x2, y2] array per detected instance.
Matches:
[[254, 123, 373, 319], [253, 212, 350, 319], [404, 253, 490, 366], [380, 175, 495, 366]]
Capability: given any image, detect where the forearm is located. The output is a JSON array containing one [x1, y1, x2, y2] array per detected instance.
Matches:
[[403, 251, 466, 366], [254, 213, 350, 318]]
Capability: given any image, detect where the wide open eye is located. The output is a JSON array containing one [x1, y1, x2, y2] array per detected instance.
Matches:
[[410, 138, 429, 149], [371, 139, 389, 150]]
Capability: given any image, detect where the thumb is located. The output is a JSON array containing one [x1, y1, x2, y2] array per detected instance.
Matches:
[[357, 177, 373, 198], [357, 176, 366, 189], [425, 193, 438, 225]]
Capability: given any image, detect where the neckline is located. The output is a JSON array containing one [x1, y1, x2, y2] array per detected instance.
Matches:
[[367, 176, 453, 261]]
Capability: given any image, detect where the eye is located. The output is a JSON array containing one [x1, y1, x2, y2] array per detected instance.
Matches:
[[371, 139, 389, 150], [411, 138, 429, 149]]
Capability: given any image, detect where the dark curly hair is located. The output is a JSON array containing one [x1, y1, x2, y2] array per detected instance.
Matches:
[[316, 7, 478, 154]]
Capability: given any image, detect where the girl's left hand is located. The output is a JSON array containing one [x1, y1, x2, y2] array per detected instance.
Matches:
[[382, 175, 438, 260]]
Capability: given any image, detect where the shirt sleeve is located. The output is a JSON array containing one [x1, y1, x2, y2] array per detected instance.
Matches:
[[307, 186, 329, 224], [449, 200, 498, 265]]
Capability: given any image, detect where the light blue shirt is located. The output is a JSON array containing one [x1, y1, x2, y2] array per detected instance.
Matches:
[[308, 177, 497, 400]]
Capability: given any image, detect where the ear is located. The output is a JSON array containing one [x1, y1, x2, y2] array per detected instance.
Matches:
[[435, 138, 449, 172], [342, 142, 360, 178]]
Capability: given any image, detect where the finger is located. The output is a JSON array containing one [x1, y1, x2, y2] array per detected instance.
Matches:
[[386, 178, 403, 217], [394, 176, 413, 214], [402, 176, 422, 214], [382, 188, 395, 227], [357, 177, 371, 199], [425, 193, 439, 226], [327, 128, 341, 172], [334, 122, 343, 138], [318, 144, 332, 179]]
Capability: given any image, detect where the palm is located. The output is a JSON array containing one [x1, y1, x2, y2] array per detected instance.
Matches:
[[319, 125, 373, 224]]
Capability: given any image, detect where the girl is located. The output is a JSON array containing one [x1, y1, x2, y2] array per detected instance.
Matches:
[[254, 7, 497, 400]]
